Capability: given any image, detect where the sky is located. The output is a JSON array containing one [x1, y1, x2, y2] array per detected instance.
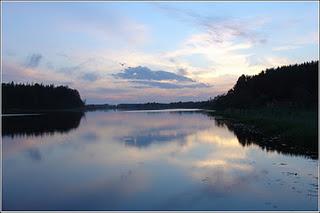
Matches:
[[2, 1, 319, 104]]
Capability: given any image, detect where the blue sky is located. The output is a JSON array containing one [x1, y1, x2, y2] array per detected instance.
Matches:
[[2, 2, 319, 104]]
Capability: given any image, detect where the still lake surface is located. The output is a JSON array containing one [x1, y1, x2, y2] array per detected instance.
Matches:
[[2, 109, 318, 210]]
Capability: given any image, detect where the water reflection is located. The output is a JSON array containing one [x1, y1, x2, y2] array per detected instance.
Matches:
[[25, 147, 42, 162], [2, 110, 318, 210], [212, 117, 318, 159], [2, 112, 84, 138], [2, 110, 317, 159], [119, 123, 207, 148]]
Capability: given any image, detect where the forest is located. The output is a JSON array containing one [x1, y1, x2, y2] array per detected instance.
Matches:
[[2, 82, 85, 113], [211, 61, 318, 110], [208, 61, 318, 152]]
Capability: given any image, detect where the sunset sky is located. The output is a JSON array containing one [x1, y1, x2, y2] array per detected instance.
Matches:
[[2, 2, 319, 104]]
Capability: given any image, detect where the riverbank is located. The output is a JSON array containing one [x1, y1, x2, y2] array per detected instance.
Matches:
[[209, 107, 318, 152]]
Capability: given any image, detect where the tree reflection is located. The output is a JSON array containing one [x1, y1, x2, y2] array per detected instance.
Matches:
[[2, 112, 84, 138], [212, 117, 318, 159]]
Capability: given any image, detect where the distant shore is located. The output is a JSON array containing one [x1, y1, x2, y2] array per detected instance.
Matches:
[[2, 105, 211, 114]]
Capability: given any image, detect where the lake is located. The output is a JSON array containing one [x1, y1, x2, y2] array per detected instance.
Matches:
[[2, 109, 318, 210]]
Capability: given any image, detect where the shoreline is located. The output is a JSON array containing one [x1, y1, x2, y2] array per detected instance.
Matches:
[[209, 107, 318, 151]]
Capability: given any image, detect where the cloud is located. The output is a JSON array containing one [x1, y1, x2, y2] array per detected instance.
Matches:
[[81, 73, 99, 82], [113, 66, 194, 82], [113, 66, 209, 89], [56, 52, 72, 60], [131, 80, 209, 89], [163, 32, 255, 78], [25, 53, 42, 68], [156, 4, 268, 44], [177, 68, 189, 76], [59, 65, 82, 74], [58, 59, 94, 74]]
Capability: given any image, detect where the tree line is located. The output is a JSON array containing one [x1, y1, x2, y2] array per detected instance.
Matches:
[[211, 61, 318, 109], [2, 61, 318, 113], [2, 82, 85, 113], [116, 101, 212, 110]]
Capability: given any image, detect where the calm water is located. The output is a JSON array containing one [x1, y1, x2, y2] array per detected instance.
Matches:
[[2, 110, 318, 210]]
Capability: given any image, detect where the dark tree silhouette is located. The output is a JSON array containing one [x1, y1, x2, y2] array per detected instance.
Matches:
[[211, 61, 318, 109], [116, 101, 212, 110], [212, 117, 317, 159], [2, 82, 85, 113], [2, 112, 84, 138]]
